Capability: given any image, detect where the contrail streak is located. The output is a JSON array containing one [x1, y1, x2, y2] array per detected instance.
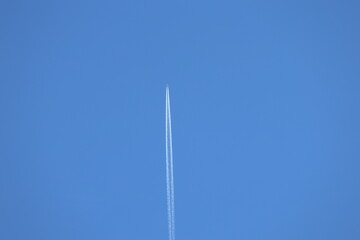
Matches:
[[165, 86, 175, 240]]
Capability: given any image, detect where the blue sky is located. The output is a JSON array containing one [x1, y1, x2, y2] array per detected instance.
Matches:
[[1, 0, 359, 239]]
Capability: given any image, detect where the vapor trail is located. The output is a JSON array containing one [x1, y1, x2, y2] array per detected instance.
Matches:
[[165, 86, 175, 240]]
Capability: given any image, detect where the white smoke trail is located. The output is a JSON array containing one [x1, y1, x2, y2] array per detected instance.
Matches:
[[165, 86, 175, 240], [168, 88, 175, 240]]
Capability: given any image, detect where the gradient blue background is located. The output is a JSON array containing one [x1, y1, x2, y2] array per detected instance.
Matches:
[[1, 1, 359, 239]]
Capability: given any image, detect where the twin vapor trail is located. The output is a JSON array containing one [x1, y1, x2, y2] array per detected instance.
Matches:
[[165, 86, 175, 240]]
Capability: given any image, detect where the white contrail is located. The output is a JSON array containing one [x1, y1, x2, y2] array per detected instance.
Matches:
[[165, 86, 175, 240]]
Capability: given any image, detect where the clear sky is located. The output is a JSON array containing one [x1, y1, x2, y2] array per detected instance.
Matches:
[[1, 0, 359, 239]]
